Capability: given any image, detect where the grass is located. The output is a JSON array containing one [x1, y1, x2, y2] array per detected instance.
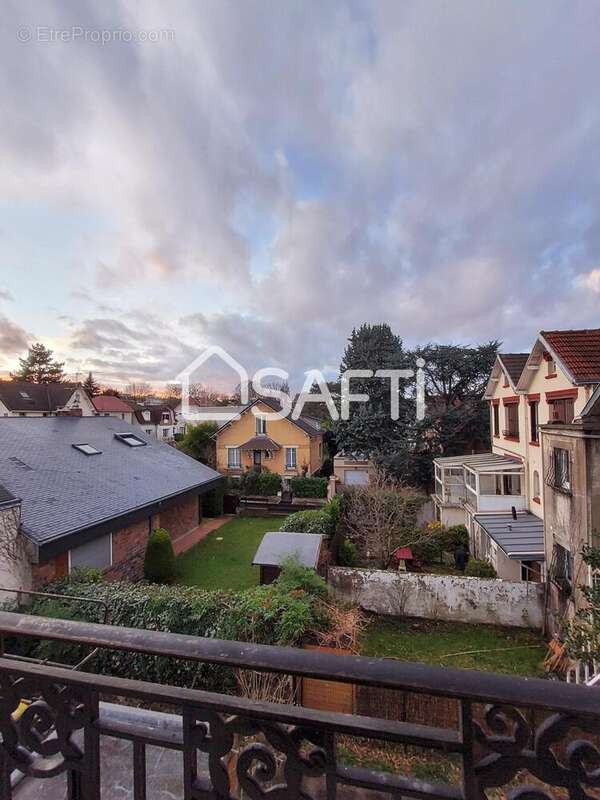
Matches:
[[362, 617, 546, 677], [175, 516, 276, 590]]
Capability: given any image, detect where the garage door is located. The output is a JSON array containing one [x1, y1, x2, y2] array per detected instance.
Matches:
[[345, 470, 369, 485]]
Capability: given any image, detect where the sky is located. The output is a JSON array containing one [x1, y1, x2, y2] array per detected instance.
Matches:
[[1, 0, 600, 390]]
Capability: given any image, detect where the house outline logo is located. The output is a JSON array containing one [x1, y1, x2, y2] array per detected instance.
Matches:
[[173, 345, 249, 423]]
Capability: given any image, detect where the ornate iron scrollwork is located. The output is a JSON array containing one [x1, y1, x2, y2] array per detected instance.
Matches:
[[474, 704, 600, 800], [185, 708, 328, 799], [0, 673, 95, 780]]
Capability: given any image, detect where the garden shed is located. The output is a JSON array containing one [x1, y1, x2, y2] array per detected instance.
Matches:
[[252, 531, 323, 585]]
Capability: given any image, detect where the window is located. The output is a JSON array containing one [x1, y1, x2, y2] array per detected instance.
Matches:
[[114, 433, 147, 447], [479, 473, 522, 496], [256, 416, 267, 435], [143, 410, 151, 422], [549, 398, 575, 424], [161, 412, 170, 423], [227, 447, 241, 468], [533, 470, 540, 499], [72, 443, 102, 456], [547, 357, 556, 377], [552, 542, 573, 590], [162, 428, 170, 438], [529, 401, 539, 443], [503, 373, 509, 388], [70, 534, 112, 572], [553, 447, 570, 491], [492, 403, 500, 437], [285, 447, 297, 469], [504, 403, 519, 438]]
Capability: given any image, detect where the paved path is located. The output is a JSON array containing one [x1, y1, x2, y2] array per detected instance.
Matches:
[[171, 514, 233, 555]]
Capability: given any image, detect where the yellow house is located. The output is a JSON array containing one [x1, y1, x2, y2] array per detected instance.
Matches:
[[215, 398, 324, 478]]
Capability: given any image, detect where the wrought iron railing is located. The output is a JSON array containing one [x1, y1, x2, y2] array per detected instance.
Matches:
[[0, 611, 599, 800]]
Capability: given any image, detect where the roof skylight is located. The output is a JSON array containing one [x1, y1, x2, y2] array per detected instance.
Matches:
[[114, 433, 147, 447], [72, 443, 102, 455]]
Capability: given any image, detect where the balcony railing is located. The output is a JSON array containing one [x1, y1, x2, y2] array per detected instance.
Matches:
[[0, 611, 599, 800]]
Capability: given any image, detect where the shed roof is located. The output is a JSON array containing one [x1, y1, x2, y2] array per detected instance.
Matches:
[[252, 532, 323, 569], [475, 512, 544, 560]]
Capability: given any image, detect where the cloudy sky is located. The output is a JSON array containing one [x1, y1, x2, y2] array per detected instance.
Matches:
[[1, 1, 600, 388]]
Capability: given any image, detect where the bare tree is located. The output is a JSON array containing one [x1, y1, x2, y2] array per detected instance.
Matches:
[[0, 506, 31, 594], [124, 382, 152, 403], [342, 468, 430, 568]]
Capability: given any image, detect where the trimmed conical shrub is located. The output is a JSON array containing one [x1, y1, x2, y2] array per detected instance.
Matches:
[[143, 527, 176, 583]]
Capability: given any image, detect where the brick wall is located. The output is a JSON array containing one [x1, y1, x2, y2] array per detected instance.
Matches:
[[32, 496, 202, 587], [32, 552, 68, 588], [158, 495, 199, 543]]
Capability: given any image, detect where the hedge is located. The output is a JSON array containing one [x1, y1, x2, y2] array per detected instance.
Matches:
[[24, 561, 328, 693], [290, 477, 328, 498], [280, 496, 341, 537], [238, 469, 282, 496]]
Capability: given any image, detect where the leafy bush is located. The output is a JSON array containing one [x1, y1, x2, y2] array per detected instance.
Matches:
[[465, 559, 497, 578], [280, 497, 341, 537], [446, 524, 469, 549], [177, 422, 218, 463], [143, 528, 176, 583], [239, 468, 282, 496], [203, 482, 225, 517], [291, 477, 328, 498], [24, 562, 329, 691], [338, 539, 358, 567]]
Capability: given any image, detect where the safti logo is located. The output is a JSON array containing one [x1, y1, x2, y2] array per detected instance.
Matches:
[[173, 346, 426, 422]]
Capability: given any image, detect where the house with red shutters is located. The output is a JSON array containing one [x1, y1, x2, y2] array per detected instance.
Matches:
[[433, 329, 600, 602]]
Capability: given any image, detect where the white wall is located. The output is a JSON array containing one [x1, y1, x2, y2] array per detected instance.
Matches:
[[0, 504, 32, 602], [328, 567, 544, 629]]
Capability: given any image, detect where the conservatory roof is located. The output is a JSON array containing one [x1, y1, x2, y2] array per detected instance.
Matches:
[[435, 453, 523, 473], [475, 512, 545, 560]]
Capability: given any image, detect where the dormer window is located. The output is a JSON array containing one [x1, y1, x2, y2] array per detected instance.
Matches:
[[161, 412, 170, 424]]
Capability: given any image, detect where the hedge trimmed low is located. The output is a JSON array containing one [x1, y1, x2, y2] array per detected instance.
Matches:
[[25, 561, 329, 693], [290, 477, 328, 498]]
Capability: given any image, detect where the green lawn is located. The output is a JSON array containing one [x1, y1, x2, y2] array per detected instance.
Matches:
[[176, 516, 276, 590], [362, 617, 546, 677]]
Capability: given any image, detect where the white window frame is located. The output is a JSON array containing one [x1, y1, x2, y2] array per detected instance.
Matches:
[[227, 446, 242, 469], [285, 447, 297, 469]]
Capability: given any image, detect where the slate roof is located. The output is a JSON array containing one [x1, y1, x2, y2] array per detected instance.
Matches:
[[541, 329, 600, 384], [0, 483, 18, 507], [0, 417, 221, 554], [497, 353, 529, 385], [92, 396, 134, 413], [133, 405, 175, 426], [252, 532, 323, 569], [475, 512, 544, 560], [240, 436, 281, 451], [0, 381, 82, 413]]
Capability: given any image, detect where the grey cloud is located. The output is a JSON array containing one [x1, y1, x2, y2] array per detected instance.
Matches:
[[3, 0, 600, 374], [0, 314, 29, 356]]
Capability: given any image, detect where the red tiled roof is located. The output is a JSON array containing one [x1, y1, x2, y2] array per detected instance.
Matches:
[[541, 329, 600, 383], [93, 395, 133, 413]]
